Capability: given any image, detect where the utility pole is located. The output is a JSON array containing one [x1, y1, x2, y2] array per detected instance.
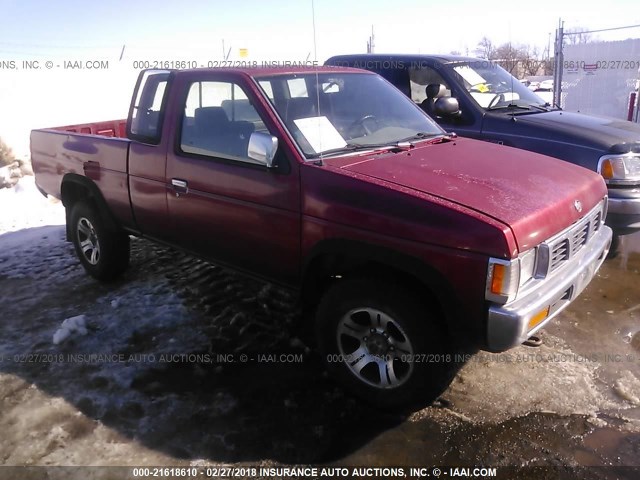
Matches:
[[553, 18, 564, 108], [366, 26, 375, 53], [221, 39, 231, 60]]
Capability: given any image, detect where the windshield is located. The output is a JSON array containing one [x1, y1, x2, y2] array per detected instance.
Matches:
[[255, 72, 444, 158], [447, 62, 548, 110]]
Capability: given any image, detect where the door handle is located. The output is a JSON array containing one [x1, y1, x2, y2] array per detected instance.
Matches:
[[171, 178, 188, 196]]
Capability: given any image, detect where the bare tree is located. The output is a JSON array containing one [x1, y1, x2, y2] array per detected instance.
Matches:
[[472, 36, 552, 77], [494, 42, 523, 74], [520, 45, 545, 76], [475, 37, 496, 60], [564, 27, 593, 45]]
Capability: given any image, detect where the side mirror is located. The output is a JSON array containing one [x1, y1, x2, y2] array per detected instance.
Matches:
[[434, 97, 461, 117], [248, 132, 278, 167]]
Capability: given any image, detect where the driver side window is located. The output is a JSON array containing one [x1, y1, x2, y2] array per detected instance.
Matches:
[[409, 66, 454, 118], [180, 81, 269, 162], [409, 67, 452, 104]]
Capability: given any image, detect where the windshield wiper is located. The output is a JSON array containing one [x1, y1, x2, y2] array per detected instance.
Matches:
[[487, 103, 532, 111], [395, 132, 447, 143], [308, 143, 399, 159], [492, 103, 559, 114], [308, 133, 451, 158]]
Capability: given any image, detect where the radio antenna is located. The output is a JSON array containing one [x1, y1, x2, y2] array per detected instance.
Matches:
[[311, 0, 323, 161], [311, 0, 318, 63]]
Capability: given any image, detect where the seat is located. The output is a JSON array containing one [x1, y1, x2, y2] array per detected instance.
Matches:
[[195, 107, 230, 136], [189, 107, 231, 155], [193, 106, 255, 158], [221, 99, 261, 123], [420, 83, 447, 116]]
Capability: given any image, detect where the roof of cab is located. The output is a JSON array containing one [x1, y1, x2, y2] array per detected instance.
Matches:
[[175, 65, 372, 77], [325, 53, 484, 65]]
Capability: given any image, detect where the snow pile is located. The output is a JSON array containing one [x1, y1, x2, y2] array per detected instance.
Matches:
[[52, 315, 88, 345], [0, 175, 64, 237], [0, 161, 22, 189]]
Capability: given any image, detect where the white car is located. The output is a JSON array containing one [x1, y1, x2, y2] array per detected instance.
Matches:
[[536, 79, 554, 91]]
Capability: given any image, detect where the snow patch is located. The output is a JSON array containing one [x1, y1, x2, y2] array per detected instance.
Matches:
[[443, 336, 621, 423], [0, 175, 64, 237], [53, 315, 88, 345], [614, 370, 640, 406]]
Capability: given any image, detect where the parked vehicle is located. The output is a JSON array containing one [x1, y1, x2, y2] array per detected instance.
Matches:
[[536, 79, 554, 92], [32, 66, 611, 408], [325, 54, 640, 249]]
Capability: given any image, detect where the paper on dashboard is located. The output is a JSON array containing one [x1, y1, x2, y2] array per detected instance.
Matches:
[[294, 116, 347, 154]]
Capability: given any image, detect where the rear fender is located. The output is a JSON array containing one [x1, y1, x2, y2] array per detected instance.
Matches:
[[60, 173, 119, 240]]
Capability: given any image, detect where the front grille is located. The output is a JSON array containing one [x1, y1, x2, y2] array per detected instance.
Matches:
[[571, 223, 589, 251], [546, 203, 603, 274], [550, 240, 569, 271]]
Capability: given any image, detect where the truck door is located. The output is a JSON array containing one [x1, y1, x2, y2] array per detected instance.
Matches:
[[165, 73, 301, 286], [127, 69, 172, 240]]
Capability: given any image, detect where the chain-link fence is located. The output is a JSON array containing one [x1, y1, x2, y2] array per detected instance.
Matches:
[[554, 24, 640, 121]]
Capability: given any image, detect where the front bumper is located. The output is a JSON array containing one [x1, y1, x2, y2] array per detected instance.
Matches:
[[486, 225, 612, 352], [606, 192, 640, 235]]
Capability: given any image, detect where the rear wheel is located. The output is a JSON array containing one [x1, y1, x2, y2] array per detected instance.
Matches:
[[70, 202, 130, 281], [316, 278, 454, 409]]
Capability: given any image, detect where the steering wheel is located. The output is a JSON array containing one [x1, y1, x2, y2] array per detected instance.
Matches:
[[349, 114, 379, 136], [487, 93, 505, 109]]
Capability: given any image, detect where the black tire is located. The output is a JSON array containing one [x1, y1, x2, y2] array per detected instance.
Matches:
[[316, 278, 454, 409], [69, 202, 130, 281]]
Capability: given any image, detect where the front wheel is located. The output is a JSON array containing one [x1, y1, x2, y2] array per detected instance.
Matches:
[[70, 202, 130, 281], [316, 278, 454, 409]]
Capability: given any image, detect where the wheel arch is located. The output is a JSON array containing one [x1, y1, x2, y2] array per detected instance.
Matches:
[[60, 174, 119, 240], [301, 239, 461, 335]]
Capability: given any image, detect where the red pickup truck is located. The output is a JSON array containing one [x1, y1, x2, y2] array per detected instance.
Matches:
[[32, 66, 612, 408]]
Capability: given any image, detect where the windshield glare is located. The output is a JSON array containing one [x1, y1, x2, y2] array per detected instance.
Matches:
[[449, 62, 547, 109], [256, 72, 444, 158]]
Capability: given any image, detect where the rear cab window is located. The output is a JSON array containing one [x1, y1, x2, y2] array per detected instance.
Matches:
[[128, 70, 171, 144]]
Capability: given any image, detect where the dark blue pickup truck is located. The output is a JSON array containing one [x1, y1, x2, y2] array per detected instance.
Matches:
[[325, 54, 640, 248]]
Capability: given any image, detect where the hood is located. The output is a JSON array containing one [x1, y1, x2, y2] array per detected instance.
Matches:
[[329, 138, 607, 252], [511, 110, 640, 153]]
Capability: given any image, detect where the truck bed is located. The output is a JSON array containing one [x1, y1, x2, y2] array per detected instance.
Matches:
[[52, 119, 127, 138], [30, 126, 134, 230]]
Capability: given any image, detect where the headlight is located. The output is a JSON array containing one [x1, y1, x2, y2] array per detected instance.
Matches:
[[598, 154, 640, 185], [486, 249, 537, 304]]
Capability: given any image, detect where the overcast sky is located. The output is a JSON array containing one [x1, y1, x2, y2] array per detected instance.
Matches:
[[1, 0, 640, 156]]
